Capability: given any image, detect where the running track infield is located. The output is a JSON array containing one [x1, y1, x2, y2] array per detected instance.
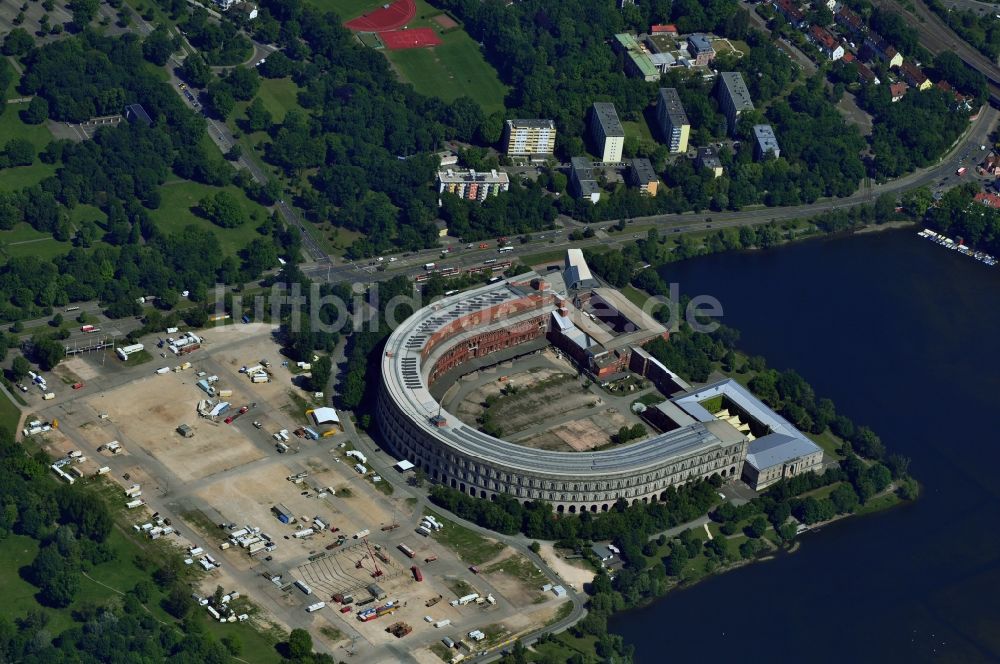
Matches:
[[343, 0, 415, 32], [379, 27, 443, 50]]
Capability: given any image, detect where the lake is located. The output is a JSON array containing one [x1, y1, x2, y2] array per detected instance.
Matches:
[[610, 229, 1000, 663]]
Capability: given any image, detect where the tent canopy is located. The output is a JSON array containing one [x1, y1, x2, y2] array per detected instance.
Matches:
[[395, 460, 415, 472], [311, 407, 340, 425]]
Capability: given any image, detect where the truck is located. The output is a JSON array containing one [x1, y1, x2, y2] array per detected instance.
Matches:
[[397, 544, 416, 559], [125, 499, 144, 509], [306, 602, 326, 612], [155, 367, 170, 375], [43, 393, 55, 400], [434, 619, 451, 629], [352, 528, 370, 539], [411, 566, 423, 582], [252, 373, 269, 383], [80, 325, 96, 333], [424, 262, 436, 270], [293, 528, 315, 539], [958, 167, 968, 176], [354, 463, 367, 475], [294, 580, 312, 595]]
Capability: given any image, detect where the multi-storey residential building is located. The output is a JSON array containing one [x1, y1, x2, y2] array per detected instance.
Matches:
[[752, 124, 780, 160], [503, 119, 556, 156], [570, 157, 601, 204], [628, 158, 659, 196], [589, 102, 625, 163], [437, 169, 510, 203], [656, 88, 690, 154], [717, 72, 754, 136]]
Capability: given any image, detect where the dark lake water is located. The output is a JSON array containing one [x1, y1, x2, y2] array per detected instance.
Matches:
[[610, 229, 1000, 663]]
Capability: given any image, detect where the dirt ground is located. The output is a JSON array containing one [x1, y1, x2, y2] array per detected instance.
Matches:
[[84, 372, 266, 482], [455, 368, 596, 436], [535, 542, 595, 590], [60, 357, 98, 381], [517, 408, 633, 452]]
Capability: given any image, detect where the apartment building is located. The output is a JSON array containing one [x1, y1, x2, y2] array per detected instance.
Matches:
[[717, 72, 754, 136], [628, 158, 659, 196], [752, 124, 780, 161], [437, 169, 510, 203], [589, 102, 625, 163], [656, 88, 691, 154], [503, 119, 556, 156]]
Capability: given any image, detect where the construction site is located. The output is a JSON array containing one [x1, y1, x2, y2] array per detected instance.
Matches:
[[24, 323, 573, 662]]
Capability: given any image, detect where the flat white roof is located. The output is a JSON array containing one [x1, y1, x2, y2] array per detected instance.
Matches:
[[311, 407, 340, 425], [395, 460, 415, 471]]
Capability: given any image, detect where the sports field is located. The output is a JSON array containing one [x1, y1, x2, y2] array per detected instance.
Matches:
[[387, 28, 506, 113], [380, 27, 442, 50], [307, 0, 507, 114]]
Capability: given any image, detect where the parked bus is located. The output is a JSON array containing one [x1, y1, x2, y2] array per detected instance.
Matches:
[[497, 246, 514, 254]]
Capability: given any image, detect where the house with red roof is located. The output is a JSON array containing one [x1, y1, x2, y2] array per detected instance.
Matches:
[[890, 81, 908, 102], [809, 25, 844, 60]]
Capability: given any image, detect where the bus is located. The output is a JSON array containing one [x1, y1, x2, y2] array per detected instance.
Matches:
[[497, 246, 514, 254], [65, 306, 81, 312]]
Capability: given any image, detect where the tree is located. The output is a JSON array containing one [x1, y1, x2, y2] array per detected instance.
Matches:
[[11, 355, 30, 382], [207, 83, 235, 120], [143, 26, 176, 66], [4, 138, 35, 167], [477, 111, 505, 145], [199, 191, 246, 228], [69, 0, 99, 28], [180, 54, 212, 88], [162, 585, 192, 618], [2, 28, 33, 56], [20, 96, 49, 125], [286, 628, 313, 659], [224, 66, 260, 101], [746, 515, 768, 538], [245, 97, 272, 132]]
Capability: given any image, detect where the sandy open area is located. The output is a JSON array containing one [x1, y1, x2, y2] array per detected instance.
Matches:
[[535, 542, 595, 589], [518, 408, 633, 452], [85, 371, 266, 482]]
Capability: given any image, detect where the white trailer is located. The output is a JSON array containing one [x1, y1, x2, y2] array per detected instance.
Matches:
[[306, 602, 326, 612], [293, 528, 315, 539]]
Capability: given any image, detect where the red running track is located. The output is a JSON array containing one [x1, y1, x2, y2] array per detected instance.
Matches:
[[344, 0, 415, 32], [379, 27, 443, 50]]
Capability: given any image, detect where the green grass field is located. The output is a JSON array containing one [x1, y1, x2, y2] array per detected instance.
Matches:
[[427, 511, 504, 565], [305, 0, 507, 114], [151, 181, 266, 257], [387, 28, 507, 114], [0, 387, 21, 439], [0, 103, 57, 192]]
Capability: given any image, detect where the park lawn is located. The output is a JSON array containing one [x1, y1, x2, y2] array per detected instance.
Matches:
[[151, 180, 266, 257], [253, 77, 301, 123], [387, 28, 507, 114], [808, 428, 847, 460], [1, 222, 70, 263], [68, 203, 107, 226], [203, 617, 284, 664], [0, 102, 53, 150], [426, 511, 504, 565], [0, 386, 21, 438]]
